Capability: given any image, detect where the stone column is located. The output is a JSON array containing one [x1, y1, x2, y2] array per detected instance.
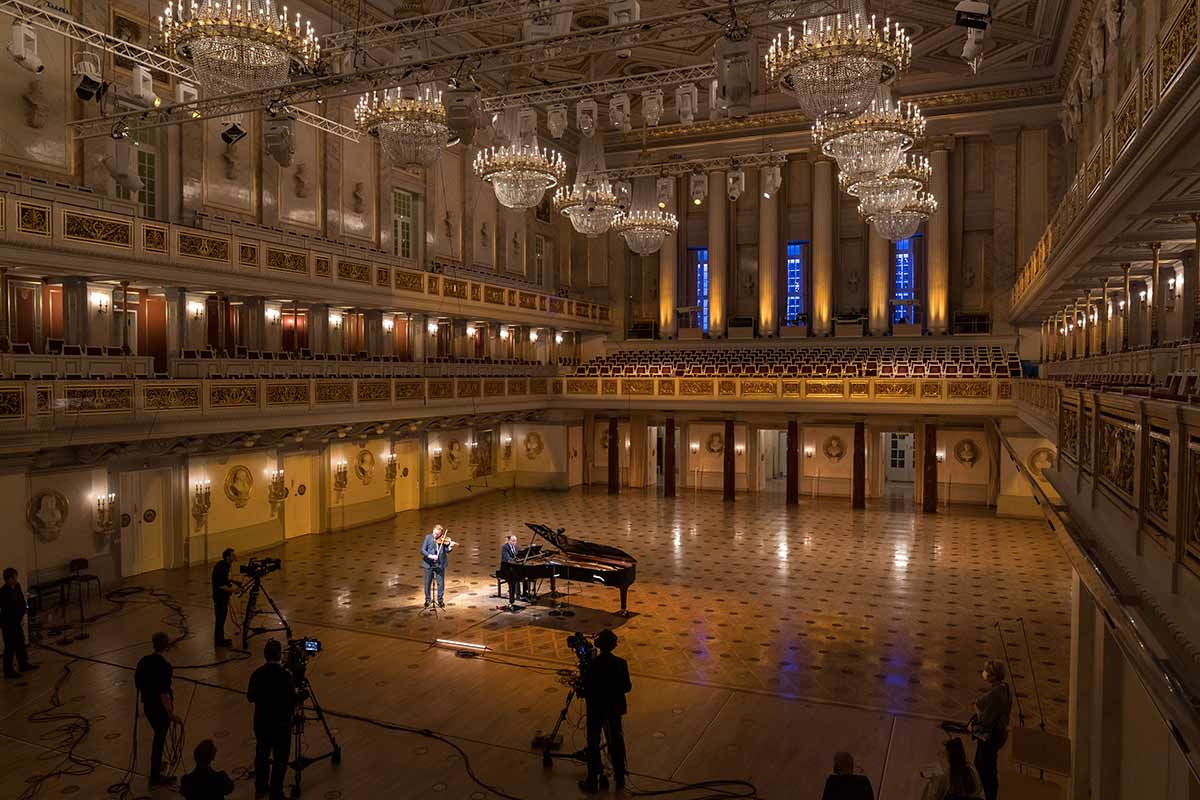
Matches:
[[707, 170, 728, 336], [1183, 248, 1198, 342], [758, 180, 780, 336], [1150, 242, 1163, 347], [852, 420, 866, 509], [1099, 280, 1110, 355], [628, 414, 648, 489], [364, 310, 383, 357], [310, 304, 329, 355], [786, 419, 799, 505], [409, 314, 425, 362], [868, 227, 890, 335], [927, 146, 951, 334], [120, 281, 131, 354], [62, 277, 88, 347], [1083, 292, 1093, 358], [164, 287, 186, 359], [812, 159, 834, 336], [664, 416, 677, 498], [0, 267, 8, 345], [215, 292, 227, 355], [991, 129, 1018, 330], [1121, 263, 1132, 352], [607, 417, 620, 495], [922, 421, 938, 513], [658, 228, 678, 339], [723, 419, 736, 502]]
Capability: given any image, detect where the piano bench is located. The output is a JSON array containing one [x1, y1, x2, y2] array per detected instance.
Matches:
[[493, 571, 506, 598]]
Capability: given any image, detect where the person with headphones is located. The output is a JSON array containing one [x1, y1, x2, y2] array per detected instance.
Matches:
[[579, 629, 632, 793]]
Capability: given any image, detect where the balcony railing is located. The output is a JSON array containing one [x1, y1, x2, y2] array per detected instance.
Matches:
[[1011, 0, 1199, 311]]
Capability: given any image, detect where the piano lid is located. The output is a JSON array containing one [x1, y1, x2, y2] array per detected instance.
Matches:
[[524, 522, 637, 565]]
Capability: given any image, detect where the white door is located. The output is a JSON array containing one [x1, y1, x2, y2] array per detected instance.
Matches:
[[884, 433, 914, 483], [119, 468, 168, 576], [393, 439, 421, 512], [568, 425, 583, 486], [283, 452, 317, 539]]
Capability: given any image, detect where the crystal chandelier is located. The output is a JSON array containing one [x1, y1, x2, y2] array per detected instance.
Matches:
[[474, 108, 566, 210], [613, 177, 678, 256], [160, 0, 320, 93], [355, 86, 451, 168], [859, 184, 937, 240], [815, 89, 925, 185], [764, 0, 911, 119], [555, 177, 621, 237], [841, 153, 930, 197]]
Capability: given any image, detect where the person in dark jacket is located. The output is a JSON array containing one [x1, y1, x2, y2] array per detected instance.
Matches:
[[210, 549, 241, 647], [1, 567, 37, 677], [134, 631, 180, 787], [179, 739, 235, 800], [247, 639, 297, 800], [579, 629, 632, 793], [969, 659, 1013, 800], [420, 525, 455, 608], [820, 752, 875, 800]]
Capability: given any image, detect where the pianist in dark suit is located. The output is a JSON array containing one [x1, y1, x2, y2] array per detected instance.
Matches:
[[580, 629, 631, 793], [500, 535, 522, 611], [420, 525, 454, 609]]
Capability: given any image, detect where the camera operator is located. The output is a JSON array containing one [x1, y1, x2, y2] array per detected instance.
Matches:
[[579, 629, 631, 793], [247, 639, 297, 800], [211, 549, 242, 648], [134, 631, 181, 788], [969, 659, 1013, 800]]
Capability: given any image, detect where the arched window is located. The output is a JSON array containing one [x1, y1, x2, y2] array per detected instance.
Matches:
[[892, 234, 924, 324], [786, 241, 808, 324], [689, 247, 710, 331]]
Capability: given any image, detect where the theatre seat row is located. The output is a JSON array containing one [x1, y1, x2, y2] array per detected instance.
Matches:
[[574, 345, 1021, 379]]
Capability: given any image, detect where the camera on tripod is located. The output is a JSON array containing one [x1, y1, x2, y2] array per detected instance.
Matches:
[[567, 632, 595, 679], [285, 636, 321, 687], [240, 557, 282, 578]]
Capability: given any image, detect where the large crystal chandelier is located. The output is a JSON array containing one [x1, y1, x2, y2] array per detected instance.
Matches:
[[474, 108, 566, 210], [613, 178, 678, 256], [841, 153, 930, 196], [859, 183, 937, 240], [815, 88, 924, 185], [160, 0, 320, 93], [764, 0, 911, 119], [554, 131, 620, 237], [355, 85, 451, 168]]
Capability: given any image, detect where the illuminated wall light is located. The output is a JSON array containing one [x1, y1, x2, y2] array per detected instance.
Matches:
[[529, 329, 539, 343], [554, 332, 563, 345], [499, 325, 510, 340], [466, 324, 477, 337], [427, 320, 440, 335], [329, 312, 343, 330], [266, 307, 281, 325], [188, 300, 205, 319], [90, 291, 110, 314], [936, 451, 946, 463], [690, 442, 700, 454]]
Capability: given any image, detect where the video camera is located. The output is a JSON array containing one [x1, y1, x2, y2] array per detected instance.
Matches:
[[240, 557, 282, 579], [285, 636, 321, 686], [566, 632, 596, 689]]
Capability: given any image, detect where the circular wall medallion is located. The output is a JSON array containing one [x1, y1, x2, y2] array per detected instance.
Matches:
[[120, 513, 132, 528], [1028, 447, 1055, 478], [524, 432, 544, 459], [26, 488, 69, 542], [355, 448, 376, 485], [705, 432, 724, 455], [142, 509, 157, 524], [224, 465, 254, 508], [953, 439, 979, 468], [822, 435, 846, 462], [401, 466, 410, 478], [296, 484, 307, 496]]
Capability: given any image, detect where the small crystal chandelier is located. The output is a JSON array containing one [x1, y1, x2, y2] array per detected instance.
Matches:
[[555, 177, 621, 237], [815, 88, 925, 185], [474, 108, 566, 210], [355, 85, 451, 167], [764, 0, 911, 120], [841, 153, 930, 197], [859, 184, 937, 240], [160, 0, 320, 93], [613, 177, 678, 256]]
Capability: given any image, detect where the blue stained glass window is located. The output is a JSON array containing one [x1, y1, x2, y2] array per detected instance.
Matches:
[[786, 241, 807, 322], [893, 236, 920, 323], [691, 247, 710, 331]]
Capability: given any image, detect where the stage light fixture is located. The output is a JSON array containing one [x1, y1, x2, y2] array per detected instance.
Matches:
[[265, 114, 296, 167], [641, 89, 663, 126], [220, 118, 248, 145], [689, 170, 707, 206], [547, 104, 568, 138], [656, 176, 674, 210], [73, 52, 107, 102], [576, 98, 598, 137], [675, 84, 698, 126], [8, 22, 43, 73], [727, 166, 745, 202], [609, 93, 631, 132], [760, 164, 782, 199]]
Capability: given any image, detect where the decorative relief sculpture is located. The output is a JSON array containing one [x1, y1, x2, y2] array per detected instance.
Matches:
[[293, 162, 311, 198], [1147, 435, 1169, 523], [22, 79, 47, 129], [1028, 447, 1055, 478], [27, 489, 68, 542], [524, 431, 544, 460], [706, 432, 724, 455], [953, 439, 979, 467], [443, 210, 454, 241], [351, 181, 366, 214], [822, 435, 846, 462], [222, 143, 239, 181], [1099, 420, 1135, 497], [224, 465, 254, 508], [355, 448, 376, 485], [480, 222, 489, 248]]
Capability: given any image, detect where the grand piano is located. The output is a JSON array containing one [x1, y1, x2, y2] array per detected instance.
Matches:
[[504, 522, 637, 615]]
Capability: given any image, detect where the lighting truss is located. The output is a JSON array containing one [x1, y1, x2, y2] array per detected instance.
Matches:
[[602, 151, 788, 181], [482, 64, 717, 111], [0, 0, 359, 141], [70, 0, 790, 140]]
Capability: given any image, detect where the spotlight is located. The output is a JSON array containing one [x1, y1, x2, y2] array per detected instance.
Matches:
[[961, 27, 987, 73], [609, 93, 631, 132], [175, 81, 201, 117], [727, 166, 745, 202], [655, 176, 673, 210], [444, 85, 481, 146], [715, 32, 753, 118], [265, 114, 296, 167], [110, 120, 129, 140], [126, 65, 161, 108], [220, 119, 248, 145], [613, 180, 631, 212], [608, 0, 640, 58], [73, 52, 107, 102], [100, 141, 144, 193], [547, 103, 568, 138], [576, 98, 598, 137], [708, 78, 720, 120], [689, 170, 707, 206], [641, 89, 663, 127], [7, 22, 43, 73], [675, 83, 698, 125], [760, 164, 782, 199]]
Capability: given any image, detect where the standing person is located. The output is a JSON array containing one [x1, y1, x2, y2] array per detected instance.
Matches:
[[969, 659, 1013, 800], [420, 525, 455, 609], [247, 639, 296, 800], [134, 631, 180, 787], [500, 534, 521, 612], [1, 567, 37, 678], [920, 738, 983, 800], [179, 739, 236, 800], [579, 629, 631, 793], [211, 549, 241, 648], [820, 752, 874, 800]]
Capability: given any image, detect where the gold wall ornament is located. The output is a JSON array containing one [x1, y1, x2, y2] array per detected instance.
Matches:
[[484, 286, 506, 304], [457, 379, 481, 398], [823, 435, 847, 463], [1098, 418, 1136, 498], [444, 279, 468, 299], [1080, 409, 1094, 468], [143, 224, 168, 253], [874, 380, 916, 398], [742, 380, 776, 397], [657, 379, 675, 396], [1059, 407, 1079, 458], [804, 380, 843, 398], [1146, 433, 1170, 527], [394, 270, 424, 292], [62, 385, 134, 413], [315, 381, 353, 404], [63, 211, 133, 248], [601, 379, 618, 395], [921, 382, 942, 399], [624, 379, 653, 396], [239, 243, 258, 267], [1187, 448, 1200, 562], [144, 384, 200, 411], [209, 383, 259, 408], [177, 232, 230, 262], [428, 380, 453, 399], [1028, 447, 1055, 479], [16, 201, 50, 236], [27, 489, 68, 542], [518, 291, 539, 310], [267, 383, 310, 405], [706, 432, 724, 455], [484, 379, 506, 397], [507, 379, 529, 396], [947, 380, 991, 399], [355, 448, 376, 485], [337, 259, 371, 283], [446, 439, 463, 469], [224, 465, 254, 508], [357, 380, 391, 402], [0, 387, 25, 418], [566, 379, 597, 395], [266, 247, 308, 274], [314, 256, 332, 277], [394, 380, 425, 400], [524, 431, 544, 460], [953, 439, 979, 468], [680, 379, 713, 396], [530, 378, 548, 395]]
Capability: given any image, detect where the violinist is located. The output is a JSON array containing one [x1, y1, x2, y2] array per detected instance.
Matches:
[[420, 524, 457, 609]]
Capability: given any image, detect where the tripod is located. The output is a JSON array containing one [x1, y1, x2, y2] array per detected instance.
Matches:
[[289, 677, 342, 798], [241, 577, 291, 651], [533, 678, 587, 767]]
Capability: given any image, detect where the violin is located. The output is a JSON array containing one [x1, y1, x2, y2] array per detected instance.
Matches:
[[436, 533, 459, 550]]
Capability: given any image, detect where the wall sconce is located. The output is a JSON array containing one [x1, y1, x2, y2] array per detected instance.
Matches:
[[502, 435, 512, 462], [466, 324, 477, 337], [329, 312, 343, 331], [499, 326, 510, 340], [384, 453, 398, 485], [1139, 290, 1147, 302], [191, 480, 212, 519], [690, 442, 700, 455], [266, 307, 281, 326], [427, 320, 439, 335], [267, 469, 289, 504], [734, 444, 745, 456], [334, 460, 349, 493], [382, 316, 395, 333], [1119, 299, 1126, 310], [555, 332, 564, 345], [91, 291, 110, 315], [1089, 311, 1097, 324], [529, 329, 540, 343], [430, 446, 443, 474], [93, 492, 116, 534], [936, 451, 946, 463], [188, 301, 205, 320], [804, 447, 815, 458]]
